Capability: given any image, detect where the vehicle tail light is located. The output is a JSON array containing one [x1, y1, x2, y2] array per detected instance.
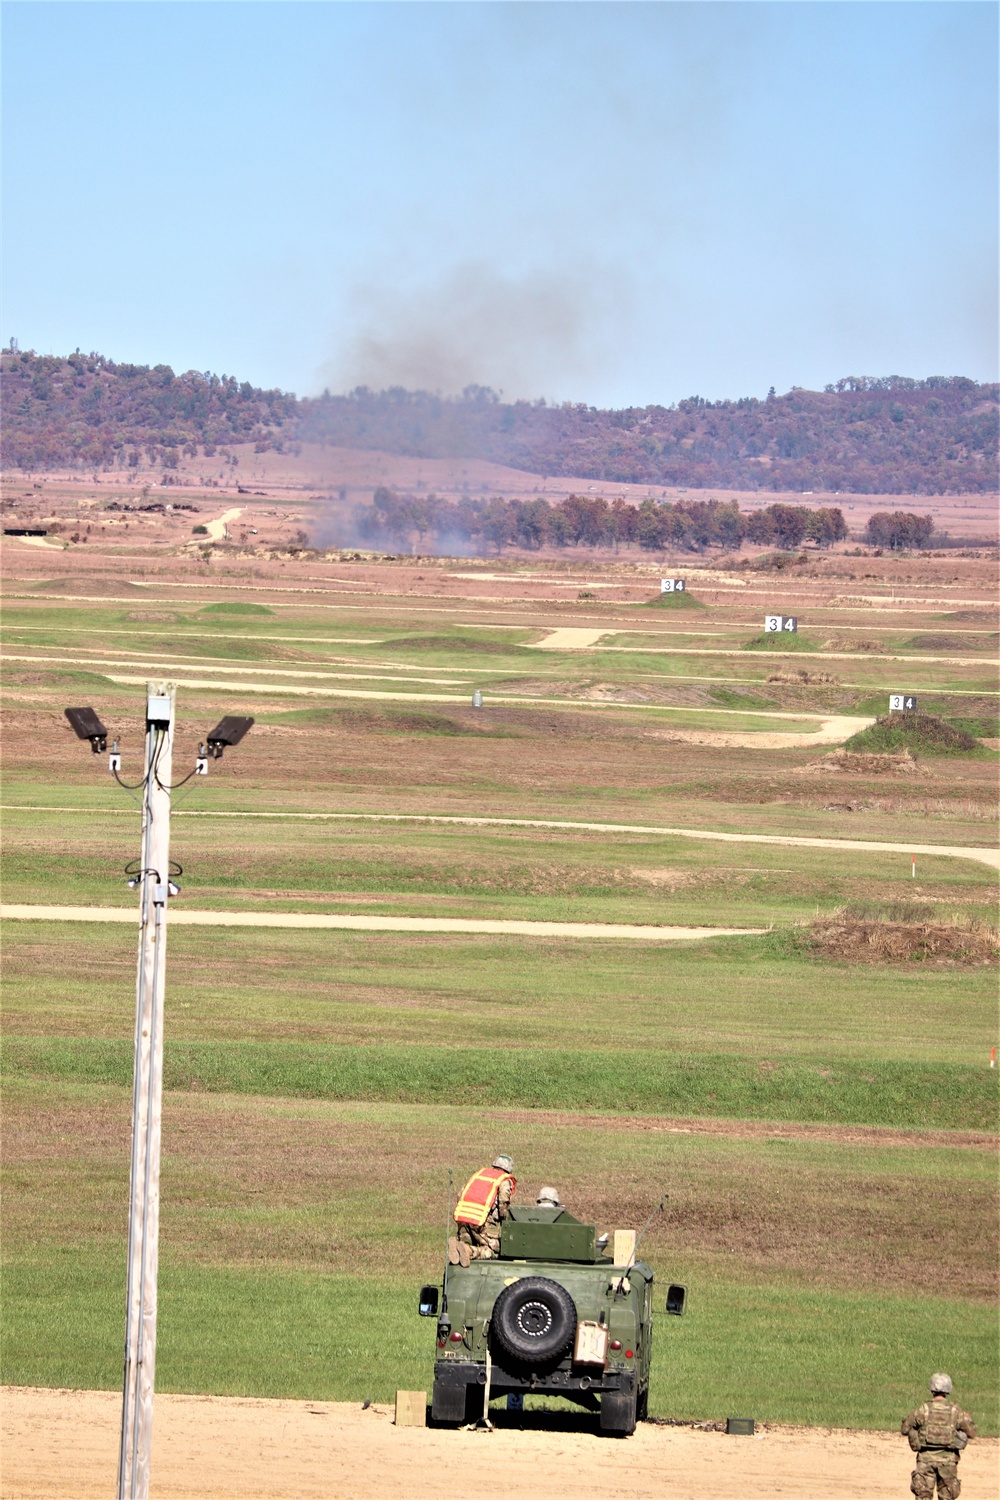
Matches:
[[625, 1349, 634, 1359], [450, 1331, 463, 1342], [610, 1340, 622, 1351]]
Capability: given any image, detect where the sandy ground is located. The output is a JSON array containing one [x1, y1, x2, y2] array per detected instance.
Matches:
[[8, 535, 63, 550], [3, 1388, 997, 1500], [0, 905, 765, 941], [198, 506, 242, 543]]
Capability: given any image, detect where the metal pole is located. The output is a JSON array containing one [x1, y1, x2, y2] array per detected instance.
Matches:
[[118, 682, 174, 1500]]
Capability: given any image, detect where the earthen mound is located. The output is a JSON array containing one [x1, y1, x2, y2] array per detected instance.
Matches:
[[809, 913, 999, 966], [801, 748, 922, 775]]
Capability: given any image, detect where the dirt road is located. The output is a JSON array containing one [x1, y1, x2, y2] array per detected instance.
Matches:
[[3, 1388, 996, 1500], [0, 905, 765, 941], [5, 806, 996, 871], [201, 507, 242, 542]]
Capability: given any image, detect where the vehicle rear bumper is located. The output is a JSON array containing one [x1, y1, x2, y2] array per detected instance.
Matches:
[[433, 1358, 636, 1397]]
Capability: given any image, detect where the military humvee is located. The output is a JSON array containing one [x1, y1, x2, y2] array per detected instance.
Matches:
[[417, 1204, 686, 1436]]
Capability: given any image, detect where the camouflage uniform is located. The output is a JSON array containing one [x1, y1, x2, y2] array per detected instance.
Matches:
[[457, 1177, 514, 1261], [901, 1399, 977, 1500]]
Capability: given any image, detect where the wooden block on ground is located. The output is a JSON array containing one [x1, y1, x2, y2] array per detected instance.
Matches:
[[394, 1391, 427, 1428], [613, 1229, 637, 1266]]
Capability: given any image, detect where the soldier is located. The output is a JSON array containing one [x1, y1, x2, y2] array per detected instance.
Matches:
[[901, 1373, 977, 1500], [535, 1186, 564, 1209], [448, 1155, 516, 1267]]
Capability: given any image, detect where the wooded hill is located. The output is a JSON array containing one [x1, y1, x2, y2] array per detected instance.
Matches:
[[2, 348, 996, 494]]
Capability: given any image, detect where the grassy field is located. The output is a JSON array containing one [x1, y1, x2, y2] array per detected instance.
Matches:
[[2, 554, 997, 1431], [4, 1085, 996, 1429]]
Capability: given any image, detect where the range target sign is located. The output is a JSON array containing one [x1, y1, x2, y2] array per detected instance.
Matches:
[[660, 578, 686, 593], [889, 694, 918, 712], [764, 615, 798, 633]]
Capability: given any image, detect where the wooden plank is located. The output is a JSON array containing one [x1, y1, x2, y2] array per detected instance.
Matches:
[[394, 1392, 427, 1428]]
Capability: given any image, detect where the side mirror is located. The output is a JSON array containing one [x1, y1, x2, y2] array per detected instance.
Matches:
[[665, 1284, 687, 1316], [418, 1284, 440, 1317]]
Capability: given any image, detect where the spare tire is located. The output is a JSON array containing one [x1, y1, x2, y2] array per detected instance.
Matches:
[[491, 1277, 577, 1367]]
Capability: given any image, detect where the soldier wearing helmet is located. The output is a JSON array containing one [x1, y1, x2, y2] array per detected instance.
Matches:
[[535, 1186, 564, 1210], [901, 1374, 977, 1500], [449, 1155, 516, 1267]]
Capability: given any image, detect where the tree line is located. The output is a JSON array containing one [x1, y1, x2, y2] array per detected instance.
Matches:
[[352, 488, 865, 553], [3, 348, 995, 496]]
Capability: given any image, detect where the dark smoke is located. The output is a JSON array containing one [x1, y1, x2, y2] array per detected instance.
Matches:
[[325, 261, 628, 400]]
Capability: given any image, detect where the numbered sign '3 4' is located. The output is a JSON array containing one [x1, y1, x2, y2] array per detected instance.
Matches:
[[764, 615, 798, 633]]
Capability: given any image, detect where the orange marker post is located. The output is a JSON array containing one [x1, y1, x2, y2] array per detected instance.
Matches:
[[911, 857, 916, 878], [991, 1047, 996, 1070]]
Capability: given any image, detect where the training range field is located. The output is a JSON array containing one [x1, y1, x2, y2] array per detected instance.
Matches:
[[2, 515, 998, 1473]]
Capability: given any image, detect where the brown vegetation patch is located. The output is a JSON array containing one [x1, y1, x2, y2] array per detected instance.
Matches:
[[800, 749, 923, 775], [906, 632, 995, 650], [809, 911, 999, 966], [766, 670, 838, 685], [6, 1090, 997, 1298], [822, 636, 883, 651]]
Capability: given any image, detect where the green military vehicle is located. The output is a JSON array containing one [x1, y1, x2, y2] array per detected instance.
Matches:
[[417, 1204, 686, 1436]]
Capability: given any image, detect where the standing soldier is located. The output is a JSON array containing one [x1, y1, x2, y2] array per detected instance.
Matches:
[[448, 1155, 516, 1266], [901, 1373, 977, 1499]]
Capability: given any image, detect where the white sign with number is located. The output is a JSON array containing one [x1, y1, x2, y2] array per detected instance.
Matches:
[[764, 615, 783, 632], [660, 578, 686, 593], [889, 694, 918, 712]]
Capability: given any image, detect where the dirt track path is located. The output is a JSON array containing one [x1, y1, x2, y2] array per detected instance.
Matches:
[[5, 806, 996, 872], [201, 507, 242, 542], [0, 905, 765, 942], [3, 1388, 997, 1500], [528, 627, 996, 666], [55, 665, 870, 748]]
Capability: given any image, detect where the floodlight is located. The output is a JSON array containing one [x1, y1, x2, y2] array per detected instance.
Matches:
[[65, 706, 108, 753], [205, 715, 254, 759]]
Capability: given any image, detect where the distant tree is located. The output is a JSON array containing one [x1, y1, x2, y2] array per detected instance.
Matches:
[[865, 511, 935, 549], [766, 503, 809, 549], [806, 507, 848, 547]]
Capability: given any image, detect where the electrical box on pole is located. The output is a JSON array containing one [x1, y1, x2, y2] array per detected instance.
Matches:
[[118, 682, 175, 1500]]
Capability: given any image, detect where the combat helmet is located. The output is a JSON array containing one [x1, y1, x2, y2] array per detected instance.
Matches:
[[536, 1186, 563, 1208], [930, 1374, 953, 1395], [493, 1154, 514, 1173]]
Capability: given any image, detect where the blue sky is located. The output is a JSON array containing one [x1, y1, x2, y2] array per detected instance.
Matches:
[[3, 1, 996, 406]]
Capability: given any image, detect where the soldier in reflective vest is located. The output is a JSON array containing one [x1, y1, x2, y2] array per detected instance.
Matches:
[[901, 1373, 977, 1500], [448, 1155, 516, 1267]]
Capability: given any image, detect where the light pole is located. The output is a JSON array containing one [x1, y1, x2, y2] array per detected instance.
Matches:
[[118, 681, 174, 1500], [64, 689, 253, 1500]]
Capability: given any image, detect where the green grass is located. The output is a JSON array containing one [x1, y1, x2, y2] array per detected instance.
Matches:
[[3, 1255, 995, 1431], [644, 589, 707, 609], [7, 1037, 997, 1130], [742, 632, 819, 652], [3, 584, 999, 1431], [4, 922, 998, 1066], [845, 713, 987, 757], [198, 601, 274, 615]]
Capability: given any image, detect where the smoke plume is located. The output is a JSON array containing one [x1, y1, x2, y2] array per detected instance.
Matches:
[[326, 260, 627, 400]]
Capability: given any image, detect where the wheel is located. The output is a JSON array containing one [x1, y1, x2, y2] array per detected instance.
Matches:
[[491, 1277, 577, 1367], [600, 1385, 638, 1437], [636, 1385, 649, 1423]]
